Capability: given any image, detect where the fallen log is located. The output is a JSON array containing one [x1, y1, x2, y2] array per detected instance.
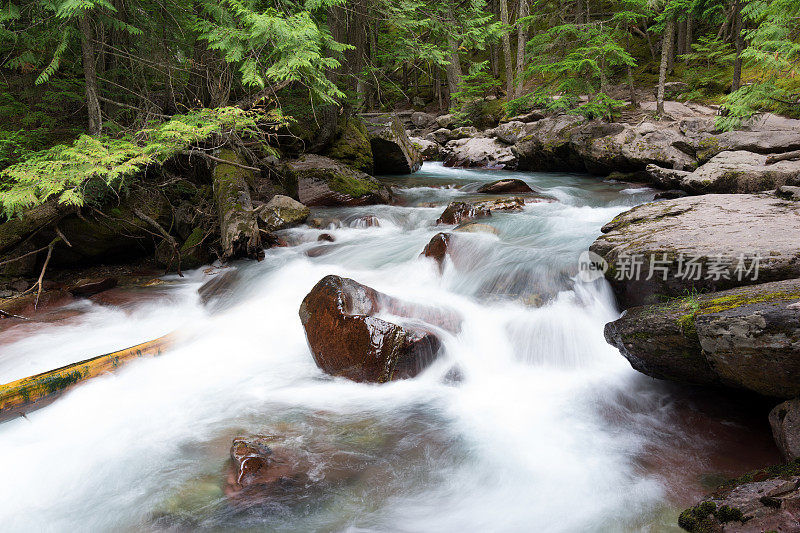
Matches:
[[0, 333, 174, 422], [212, 148, 262, 261]]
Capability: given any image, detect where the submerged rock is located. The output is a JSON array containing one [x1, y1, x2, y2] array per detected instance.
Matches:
[[198, 269, 240, 307], [454, 222, 499, 235], [226, 435, 306, 497], [590, 193, 800, 308], [299, 275, 459, 382], [287, 154, 392, 207], [477, 179, 533, 194], [436, 202, 492, 225], [604, 278, 800, 397]]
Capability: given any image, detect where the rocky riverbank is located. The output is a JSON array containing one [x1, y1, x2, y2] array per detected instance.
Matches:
[[401, 105, 800, 195], [586, 187, 800, 527]]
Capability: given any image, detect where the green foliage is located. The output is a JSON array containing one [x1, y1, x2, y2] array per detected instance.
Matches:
[[680, 36, 735, 98], [195, 0, 348, 104], [451, 61, 501, 125], [0, 107, 278, 217], [718, 0, 800, 129], [570, 93, 626, 121]]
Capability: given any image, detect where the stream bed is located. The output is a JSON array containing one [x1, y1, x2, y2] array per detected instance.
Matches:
[[0, 163, 778, 532]]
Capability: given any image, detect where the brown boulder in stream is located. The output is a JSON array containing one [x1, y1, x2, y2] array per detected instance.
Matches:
[[436, 202, 491, 225], [299, 275, 459, 382], [477, 179, 533, 194], [421, 232, 452, 270]]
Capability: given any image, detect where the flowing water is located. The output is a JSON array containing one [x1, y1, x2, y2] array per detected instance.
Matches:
[[0, 163, 778, 532]]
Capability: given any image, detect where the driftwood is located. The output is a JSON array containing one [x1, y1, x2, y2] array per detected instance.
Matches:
[[212, 148, 262, 261], [0, 334, 174, 422], [766, 150, 800, 165]]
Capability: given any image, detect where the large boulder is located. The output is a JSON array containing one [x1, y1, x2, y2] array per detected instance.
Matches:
[[362, 114, 422, 174], [513, 116, 698, 174], [323, 116, 374, 174], [605, 278, 800, 397], [254, 195, 309, 231], [679, 463, 800, 533], [298, 275, 459, 382], [697, 128, 800, 162], [493, 121, 537, 144], [590, 193, 800, 308], [410, 111, 436, 129], [286, 154, 392, 207], [679, 150, 800, 194], [442, 137, 517, 168], [770, 399, 800, 462]]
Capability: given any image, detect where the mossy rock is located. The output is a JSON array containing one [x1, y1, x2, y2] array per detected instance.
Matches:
[[287, 154, 392, 207], [323, 116, 374, 174]]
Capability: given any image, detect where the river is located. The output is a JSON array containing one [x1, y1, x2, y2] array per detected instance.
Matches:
[[0, 163, 777, 532]]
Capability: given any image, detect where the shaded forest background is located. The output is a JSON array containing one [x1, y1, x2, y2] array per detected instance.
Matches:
[[0, 0, 797, 216]]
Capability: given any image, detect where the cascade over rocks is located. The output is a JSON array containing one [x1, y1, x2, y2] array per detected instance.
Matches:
[[590, 193, 800, 308], [287, 154, 392, 207], [298, 275, 461, 383], [362, 114, 422, 174], [604, 278, 800, 398]]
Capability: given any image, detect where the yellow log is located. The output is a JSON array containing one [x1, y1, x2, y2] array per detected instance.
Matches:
[[0, 334, 174, 421]]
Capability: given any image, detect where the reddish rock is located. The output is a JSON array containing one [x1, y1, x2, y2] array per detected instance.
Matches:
[[69, 277, 117, 298], [317, 233, 335, 242], [298, 275, 458, 382], [477, 178, 533, 194], [226, 436, 305, 497], [198, 269, 240, 306], [436, 202, 491, 225], [420, 232, 452, 271]]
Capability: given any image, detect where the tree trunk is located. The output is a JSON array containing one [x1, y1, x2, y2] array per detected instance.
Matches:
[[686, 15, 693, 53], [657, 16, 675, 115], [445, 35, 463, 98], [212, 149, 262, 261], [731, 0, 744, 92], [677, 17, 687, 55], [514, 0, 529, 98], [499, 0, 514, 97], [79, 14, 102, 135], [627, 65, 637, 106]]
